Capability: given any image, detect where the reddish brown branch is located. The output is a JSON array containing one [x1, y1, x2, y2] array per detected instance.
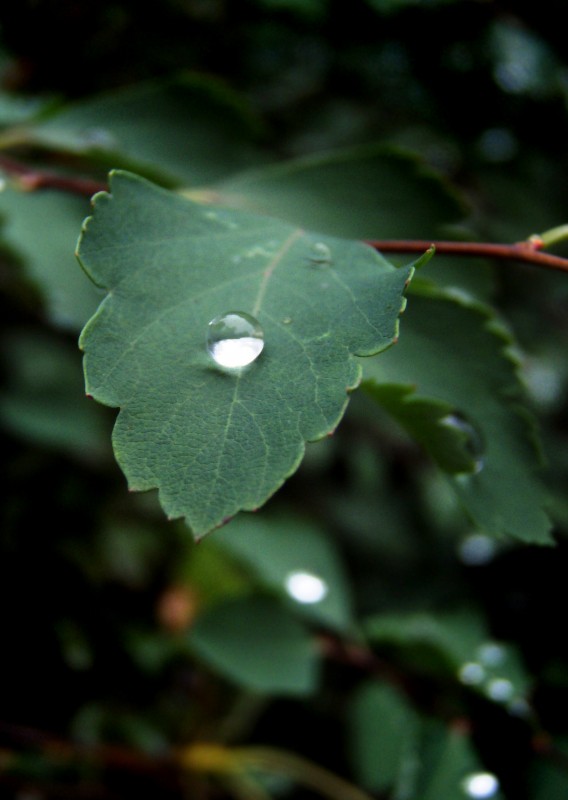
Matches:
[[0, 156, 107, 197], [367, 238, 568, 273], [1, 152, 567, 275]]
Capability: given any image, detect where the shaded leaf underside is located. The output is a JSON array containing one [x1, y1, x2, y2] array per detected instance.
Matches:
[[362, 290, 552, 544]]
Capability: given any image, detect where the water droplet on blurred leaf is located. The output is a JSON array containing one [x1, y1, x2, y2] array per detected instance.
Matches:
[[285, 571, 328, 604], [477, 642, 506, 667], [78, 127, 119, 149], [440, 412, 485, 473], [462, 771, 499, 798], [458, 533, 496, 566], [486, 677, 514, 702], [459, 662, 486, 685]]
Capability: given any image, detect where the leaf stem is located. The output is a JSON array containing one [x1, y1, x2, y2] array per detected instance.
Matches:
[[367, 238, 568, 273], [535, 223, 568, 248]]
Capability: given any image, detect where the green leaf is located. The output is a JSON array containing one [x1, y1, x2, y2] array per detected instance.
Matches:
[[348, 681, 421, 794], [0, 185, 102, 330], [364, 384, 484, 474], [188, 595, 319, 695], [361, 289, 553, 544], [214, 513, 354, 633], [212, 143, 467, 239], [77, 170, 415, 538], [23, 75, 265, 187], [529, 738, 568, 800]]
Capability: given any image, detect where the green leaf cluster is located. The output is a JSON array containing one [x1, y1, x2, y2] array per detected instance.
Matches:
[[1, 5, 568, 800]]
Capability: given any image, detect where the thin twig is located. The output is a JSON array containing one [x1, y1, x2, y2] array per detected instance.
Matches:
[[367, 239, 568, 273], [2, 151, 567, 275], [0, 156, 107, 197]]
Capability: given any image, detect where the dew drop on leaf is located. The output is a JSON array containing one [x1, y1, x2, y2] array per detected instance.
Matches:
[[78, 127, 119, 149], [440, 412, 485, 473], [207, 311, 264, 369], [308, 242, 332, 265]]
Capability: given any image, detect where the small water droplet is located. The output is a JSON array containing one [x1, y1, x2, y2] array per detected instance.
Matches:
[[440, 412, 485, 473], [207, 312, 264, 369], [78, 127, 119, 149], [245, 244, 276, 259], [486, 678, 515, 702], [309, 242, 332, 266], [458, 533, 496, 566], [285, 571, 328, 604], [461, 772, 499, 798], [458, 662, 486, 686], [477, 642, 505, 667]]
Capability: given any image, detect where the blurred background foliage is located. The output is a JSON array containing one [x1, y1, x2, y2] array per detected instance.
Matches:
[[1, 1, 568, 798]]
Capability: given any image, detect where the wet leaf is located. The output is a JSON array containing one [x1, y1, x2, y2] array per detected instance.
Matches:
[[214, 513, 354, 633], [77, 170, 417, 538]]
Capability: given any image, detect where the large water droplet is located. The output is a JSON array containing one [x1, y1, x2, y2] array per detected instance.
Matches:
[[207, 312, 264, 369], [440, 412, 485, 474]]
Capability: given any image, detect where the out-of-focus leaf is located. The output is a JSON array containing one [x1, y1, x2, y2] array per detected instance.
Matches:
[[212, 143, 466, 239], [361, 288, 553, 544], [415, 721, 504, 800], [348, 681, 421, 794], [188, 595, 319, 696], [214, 513, 354, 633], [0, 330, 110, 460], [0, 185, 102, 330], [365, 383, 484, 474], [363, 610, 532, 708], [77, 170, 416, 538], [529, 738, 568, 800], [22, 75, 266, 187], [0, 90, 57, 126]]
